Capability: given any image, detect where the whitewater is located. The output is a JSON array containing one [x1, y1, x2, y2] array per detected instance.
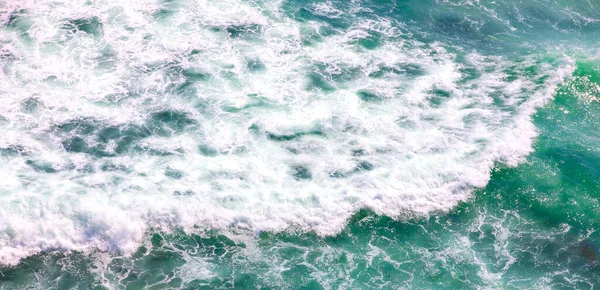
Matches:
[[0, 0, 578, 264], [1, 0, 599, 288]]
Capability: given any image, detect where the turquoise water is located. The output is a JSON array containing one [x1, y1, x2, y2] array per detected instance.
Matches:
[[1, 0, 600, 289]]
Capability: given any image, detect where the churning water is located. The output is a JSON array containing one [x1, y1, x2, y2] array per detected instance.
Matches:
[[1, 0, 600, 288]]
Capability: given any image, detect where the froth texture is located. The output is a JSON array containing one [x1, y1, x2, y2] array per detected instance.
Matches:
[[0, 0, 574, 265]]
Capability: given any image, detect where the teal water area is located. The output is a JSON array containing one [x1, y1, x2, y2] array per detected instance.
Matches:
[[1, 0, 600, 289], [2, 62, 599, 289]]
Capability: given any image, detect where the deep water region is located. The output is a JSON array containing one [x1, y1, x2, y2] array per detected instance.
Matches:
[[1, 0, 600, 289]]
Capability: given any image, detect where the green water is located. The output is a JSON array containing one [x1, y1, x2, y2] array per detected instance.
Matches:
[[3, 65, 600, 288], [1, 0, 600, 289]]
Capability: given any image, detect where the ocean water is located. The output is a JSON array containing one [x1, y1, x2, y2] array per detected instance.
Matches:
[[0, 0, 599, 288]]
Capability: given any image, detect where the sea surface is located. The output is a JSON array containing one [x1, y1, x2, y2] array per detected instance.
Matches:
[[1, 0, 599, 289]]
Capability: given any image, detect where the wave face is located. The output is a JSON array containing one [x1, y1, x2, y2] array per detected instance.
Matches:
[[0, 0, 598, 288]]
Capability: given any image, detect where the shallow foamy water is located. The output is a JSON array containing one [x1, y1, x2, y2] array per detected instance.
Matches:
[[1, 0, 600, 288]]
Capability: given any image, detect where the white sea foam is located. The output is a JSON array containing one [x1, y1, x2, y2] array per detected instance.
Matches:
[[0, 0, 574, 265]]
